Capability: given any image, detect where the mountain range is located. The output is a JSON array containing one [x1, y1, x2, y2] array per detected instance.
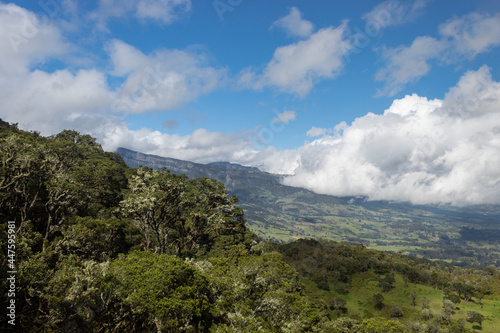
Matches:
[[117, 147, 500, 268]]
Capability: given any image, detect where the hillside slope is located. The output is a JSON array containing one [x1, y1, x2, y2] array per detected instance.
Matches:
[[117, 147, 500, 268]]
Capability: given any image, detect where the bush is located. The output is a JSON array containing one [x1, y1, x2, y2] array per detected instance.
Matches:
[[360, 317, 408, 332], [390, 306, 404, 318]]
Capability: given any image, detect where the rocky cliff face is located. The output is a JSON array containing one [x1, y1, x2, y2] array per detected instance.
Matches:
[[117, 147, 200, 174], [116, 147, 282, 193]]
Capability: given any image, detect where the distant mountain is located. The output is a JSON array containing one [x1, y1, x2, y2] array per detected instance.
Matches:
[[206, 161, 259, 171], [117, 147, 500, 268], [116, 147, 292, 195]]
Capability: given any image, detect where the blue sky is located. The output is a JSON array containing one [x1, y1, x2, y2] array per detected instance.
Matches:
[[2, 0, 500, 205]]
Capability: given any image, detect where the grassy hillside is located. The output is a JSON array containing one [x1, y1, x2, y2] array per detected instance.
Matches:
[[277, 239, 500, 332]]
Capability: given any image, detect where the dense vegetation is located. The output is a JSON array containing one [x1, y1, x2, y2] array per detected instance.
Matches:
[[1, 121, 499, 332]]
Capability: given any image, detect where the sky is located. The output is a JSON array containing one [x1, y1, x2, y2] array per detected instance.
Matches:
[[1, 0, 500, 206]]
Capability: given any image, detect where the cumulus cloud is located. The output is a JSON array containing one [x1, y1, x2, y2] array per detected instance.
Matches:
[[1, 69, 115, 135], [0, 3, 113, 135], [0, 26, 223, 137], [104, 126, 253, 163], [0, 3, 69, 74], [282, 66, 500, 205], [108, 40, 227, 113], [272, 110, 296, 124], [0, 3, 225, 147], [271, 7, 314, 38], [93, 121, 300, 175], [90, 0, 191, 30], [376, 12, 500, 96], [239, 22, 352, 97], [439, 12, 500, 58]]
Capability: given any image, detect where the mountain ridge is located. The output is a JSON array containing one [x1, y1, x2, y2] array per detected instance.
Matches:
[[116, 146, 314, 199]]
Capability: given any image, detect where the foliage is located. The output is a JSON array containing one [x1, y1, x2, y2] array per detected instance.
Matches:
[[54, 216, 138, 261], [110, 251, 213, 332], [390, 306, 404, 318], [1, 123, 499, 332], [120, 167, 247, 257], [466, 310, 484, 328]]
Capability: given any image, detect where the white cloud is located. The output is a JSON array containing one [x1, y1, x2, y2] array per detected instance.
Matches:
[[439, 12, 500, 58], [239, 23, 352, 97], [272, 110, 296, 124], [0, 3, 69, 74], [136, 0, 191, 22], [0, 68, 116, 135], [108, 40, 228, 113], [376, 12, 500, 96], [90, 0, 191, 30], [362, 0, 429, 29], [306, 127, 327, 137], [0, 3, 113, 135], [281, 67, 500, 205], [95, 123, 300, 175], [375, 36, 445, 96], [440, 65, 500, 118], [0, 3, 225, 144], [0, 39, 225, 137], [271, 7, 314, 38]]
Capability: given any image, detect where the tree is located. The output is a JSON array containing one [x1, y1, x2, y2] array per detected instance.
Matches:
[[421, 297, 430, 310], [421, 308, 434, 324], [455, 318, 467, 333], [329, 296, 348, 315], [373, 293, 385, 310], [322, 317, 361, 332], [462, 284, 476, 302], [0, 132, 46, 232], [379, 272, 395, 292], [120, 167, 186, 253], [55, 216, 136, 261], [452, 282, 465, 299], [442, 299, 455, 325], [110, 251, 213, 332], [199, 252, 315, 332], [466, 310, 484, 329], [410, 292, 417, 306], [390, 306, 404, 318], [444, 289, 461, 305], [174, 177, 247, 257], [41, 130, 119, 249], [120, 169, 247, 256]]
